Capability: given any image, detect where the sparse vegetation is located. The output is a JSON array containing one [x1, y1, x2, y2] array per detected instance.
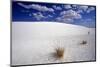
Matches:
[[80, 40, 87, 45], [54, 47, 65, 60], [88, 31, 90, 35]]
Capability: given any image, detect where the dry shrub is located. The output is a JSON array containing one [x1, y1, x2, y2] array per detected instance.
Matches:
[[80, 40, 87, 45], [54, 47, 65, 60]]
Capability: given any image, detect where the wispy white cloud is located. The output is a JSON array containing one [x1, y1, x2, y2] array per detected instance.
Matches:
[[47, 15, 53, 17], [52, 5, 62, 10], [32, 12, 46, 20], [76, 10, 83, 13], [86, 7, 95, 13], [79, 5, 88, 11], [71, 5, 95, 13], [32, 12, 54, 20], [72, 4, 77, 8], [18, 3, 31, 9], [31, 4, 54, 12], [56, 10, 82, 23], [72, 4, 78, 9], [60, 10, 82, 19], [64, 5, 72, 9], [72, 5, 88, 11], [18, 3, 54, 12]]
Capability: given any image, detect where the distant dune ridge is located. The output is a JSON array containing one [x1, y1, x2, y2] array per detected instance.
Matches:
[[12, 22, 95, 65], [12, 22, 90, 39]]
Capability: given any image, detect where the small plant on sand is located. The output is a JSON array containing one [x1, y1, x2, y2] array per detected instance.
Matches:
[[52, 40, 65, 60], [88, 31, 90, 35], [54, 47, 65, 60], [80, 40, 87, 45]]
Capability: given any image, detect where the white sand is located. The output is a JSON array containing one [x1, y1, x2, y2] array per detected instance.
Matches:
[[12, 22, 96, 65]]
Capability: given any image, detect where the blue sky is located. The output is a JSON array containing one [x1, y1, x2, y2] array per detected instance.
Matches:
[[12, 1, 96, 28]]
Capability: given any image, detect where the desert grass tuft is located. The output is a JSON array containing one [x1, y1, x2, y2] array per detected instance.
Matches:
[[80, 40, 87, 45], [54, 47, 65, 60]]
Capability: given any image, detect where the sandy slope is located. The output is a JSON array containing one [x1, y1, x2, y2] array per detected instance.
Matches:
[[12, 22, 96, 65]]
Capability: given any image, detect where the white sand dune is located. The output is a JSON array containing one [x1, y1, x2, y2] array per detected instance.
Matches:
[[12, 22, 90, 39], [12, 22, 96, 65]]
